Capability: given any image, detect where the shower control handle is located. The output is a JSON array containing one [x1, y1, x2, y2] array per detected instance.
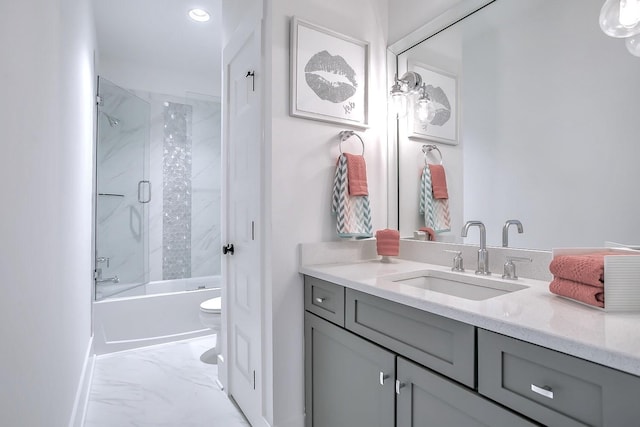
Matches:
[[223, 244, 235, 255]]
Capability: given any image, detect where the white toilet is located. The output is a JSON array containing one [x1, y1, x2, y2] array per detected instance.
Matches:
[[199, 297, 222, 364]]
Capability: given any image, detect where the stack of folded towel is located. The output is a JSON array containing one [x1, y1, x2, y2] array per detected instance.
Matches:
[[332, 153, 373, 238], [548, 251, 622, 308]]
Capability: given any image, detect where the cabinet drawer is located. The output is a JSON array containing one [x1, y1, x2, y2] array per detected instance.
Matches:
[[304, 276, 345, 327], [345, 289, 476, 388], [478, 329, 640, 427]]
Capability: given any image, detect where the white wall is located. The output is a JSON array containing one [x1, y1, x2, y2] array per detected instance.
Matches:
[[266, 0, 389, 425], [99, 57, 221, 98], [462, 0, 640, 249], [0, 0, 95, 425], [388, 0, 466, 45]]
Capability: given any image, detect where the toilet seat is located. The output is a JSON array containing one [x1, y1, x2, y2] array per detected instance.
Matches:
[[200, 297, 221, 314]]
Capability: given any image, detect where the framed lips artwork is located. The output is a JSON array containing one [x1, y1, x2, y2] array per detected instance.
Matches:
[[408, 61, 458, 145], [290, 17, 369, 128]]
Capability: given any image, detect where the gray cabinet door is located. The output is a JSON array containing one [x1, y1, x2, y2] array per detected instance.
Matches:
[[396, 357, 538, 427], [305, 312, 395, 427]]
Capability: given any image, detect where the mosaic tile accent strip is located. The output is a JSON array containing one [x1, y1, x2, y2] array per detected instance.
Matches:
[[163, 102, 193, 280]]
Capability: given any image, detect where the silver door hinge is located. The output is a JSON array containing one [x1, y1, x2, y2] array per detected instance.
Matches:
[[96, 95, 103, 106]]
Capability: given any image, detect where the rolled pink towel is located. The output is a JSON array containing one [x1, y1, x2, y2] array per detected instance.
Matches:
[[549, 277, 604, 308], [376, 229, 400, 257], [549, 251, 637, 287]]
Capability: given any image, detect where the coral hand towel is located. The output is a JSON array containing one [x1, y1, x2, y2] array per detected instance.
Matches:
[[376, 229, 400, 256], [344, 153, 368, 196], [549, 251, 631, 287], [428, 164, 448, 199], [549, 277, 605, 308], [419, 227, 436, 241]]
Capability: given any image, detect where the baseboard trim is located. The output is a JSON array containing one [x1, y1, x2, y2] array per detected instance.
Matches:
[[68, 335, 95, 427]]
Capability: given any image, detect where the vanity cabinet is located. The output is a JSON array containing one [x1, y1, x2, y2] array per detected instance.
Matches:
[[304, 276, 536, 427]]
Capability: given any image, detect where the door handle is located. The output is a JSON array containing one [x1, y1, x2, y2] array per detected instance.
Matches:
[[222, 244, 235, 255], [531, 384, 554, 399], [379, 372, 390, 385]]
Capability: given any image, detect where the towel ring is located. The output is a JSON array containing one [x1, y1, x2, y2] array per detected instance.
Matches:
[[422, 144, 443, 165], [338, 130, 365, 155]]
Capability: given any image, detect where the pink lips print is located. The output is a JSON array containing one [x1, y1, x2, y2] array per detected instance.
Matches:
[[304, 50, 358, 103]]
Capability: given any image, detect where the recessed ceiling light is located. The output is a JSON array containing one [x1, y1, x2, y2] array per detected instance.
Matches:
[[188, 8, 210, 22]]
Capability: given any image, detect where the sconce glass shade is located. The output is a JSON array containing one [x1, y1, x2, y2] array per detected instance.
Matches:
[[416, 85, 435, 122], [600, 0, 640, 37], [390, 79, 407, 118], [626, 34, 640, 55], [417, 100, 436, 122], [390, 92, 408, 118]]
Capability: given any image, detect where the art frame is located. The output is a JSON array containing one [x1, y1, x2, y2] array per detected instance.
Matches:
[[290, 17, 369, 128], [408, 61, 458, 145]]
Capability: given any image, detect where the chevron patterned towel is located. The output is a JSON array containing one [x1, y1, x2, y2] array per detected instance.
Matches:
[[419, 165, 451, 233], [332, 154, 373, 238]]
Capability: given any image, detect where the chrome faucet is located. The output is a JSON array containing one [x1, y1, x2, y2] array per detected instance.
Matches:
[[461, 221, 491, 275], [502, 220, 523, 248], [95, 267, 119, 284]]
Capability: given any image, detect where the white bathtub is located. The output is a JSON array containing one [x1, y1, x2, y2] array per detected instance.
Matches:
[[93, 276, 220, 354]]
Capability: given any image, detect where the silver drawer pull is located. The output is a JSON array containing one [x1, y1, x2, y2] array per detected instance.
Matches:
[[314, 297, 326, 304], [531, 384, 554, 399], [395, 380, 406, 395], [379, 372, 390, 385]]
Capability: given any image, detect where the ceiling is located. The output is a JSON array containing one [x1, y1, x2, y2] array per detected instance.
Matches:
[[93, 0, 222, 76]]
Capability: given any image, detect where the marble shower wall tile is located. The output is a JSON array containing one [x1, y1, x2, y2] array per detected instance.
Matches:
[[191, 98, 221, 278], [130, 90, 221, 282]]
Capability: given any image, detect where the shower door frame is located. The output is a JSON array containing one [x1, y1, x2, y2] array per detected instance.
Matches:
[[94, 76, 150, 301]]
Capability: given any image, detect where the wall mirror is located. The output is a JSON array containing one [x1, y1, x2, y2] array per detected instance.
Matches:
[[390, 0, 640, 250]]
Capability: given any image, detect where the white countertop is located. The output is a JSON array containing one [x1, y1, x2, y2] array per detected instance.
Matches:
[[300, 258, 640, 377]]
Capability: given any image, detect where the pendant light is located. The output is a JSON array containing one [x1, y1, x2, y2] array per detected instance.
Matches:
[[600, 0, 640, 38]]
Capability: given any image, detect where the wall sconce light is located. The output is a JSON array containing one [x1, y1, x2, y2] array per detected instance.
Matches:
[[600, 0, 640, 56], [389, 71, 434, 120]]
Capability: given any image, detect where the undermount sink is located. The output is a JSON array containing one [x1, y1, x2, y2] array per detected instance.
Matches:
[[385, 270, 528, 301]]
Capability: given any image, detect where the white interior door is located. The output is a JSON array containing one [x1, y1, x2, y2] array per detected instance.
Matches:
[[223, 20, 262, 426]]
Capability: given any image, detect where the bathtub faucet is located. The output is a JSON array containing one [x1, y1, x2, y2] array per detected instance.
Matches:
[[95, 267, 119, 284], [97, 275, 120, 284]]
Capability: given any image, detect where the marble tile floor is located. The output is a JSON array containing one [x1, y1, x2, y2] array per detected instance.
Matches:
[[84, 336, 250, 427]]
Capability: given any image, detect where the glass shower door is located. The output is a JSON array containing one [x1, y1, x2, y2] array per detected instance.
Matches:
[[95, 77, 150, 300]]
